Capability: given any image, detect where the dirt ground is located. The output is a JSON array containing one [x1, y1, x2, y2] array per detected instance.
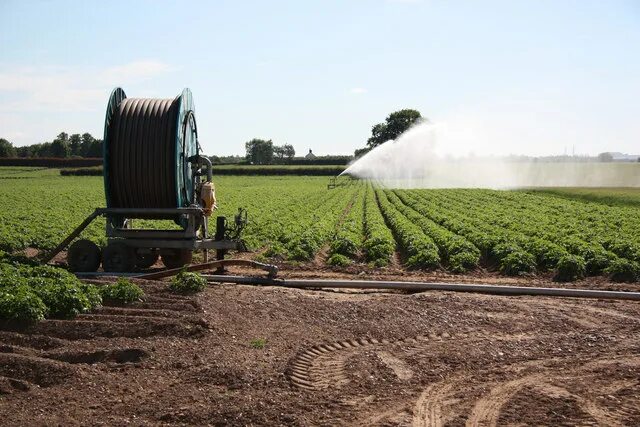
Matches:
[[0, 262, 639, 426]]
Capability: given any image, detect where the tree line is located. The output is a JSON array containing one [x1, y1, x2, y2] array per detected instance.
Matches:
[[244, 139, 296, 165], [243, 110, 425, 165], [0, 108, 424, 161], [0, 132, 103, 158]]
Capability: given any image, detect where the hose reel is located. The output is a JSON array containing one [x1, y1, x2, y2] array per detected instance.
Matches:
[[44, 87, 246, 273], [103, 88, 203, 225]]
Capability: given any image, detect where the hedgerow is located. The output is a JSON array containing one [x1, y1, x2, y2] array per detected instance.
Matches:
[[0, 157, 102, 168], [60, 167, 103, 176]]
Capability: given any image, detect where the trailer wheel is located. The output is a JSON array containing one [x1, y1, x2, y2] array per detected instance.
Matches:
[[103, 242, 136, 272], [135, 248, 160, 269], [160, 248, 193, 269], [67, 239, 101, 272]]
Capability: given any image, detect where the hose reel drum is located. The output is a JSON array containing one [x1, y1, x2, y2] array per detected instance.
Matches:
[[49, 88, 247, 273], [103, 87, 202, 222]]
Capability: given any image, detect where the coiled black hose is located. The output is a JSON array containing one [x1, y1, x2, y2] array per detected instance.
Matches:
[[106, 97, 179, 209]]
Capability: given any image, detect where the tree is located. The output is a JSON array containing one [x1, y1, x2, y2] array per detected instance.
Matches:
[[80, 133, 95, 157], [0, 138, 16, 157], [273, 145, 285, 162], [245, 139, 274, 165], [597, 152, 613, 162], [50, 140, 70, 158], [69, 133, 82, 156], [35, 143, 52, 157], [272, 144, 295, 163], [56, 132, 69, 143], [366, 109, 423, 148], [3, 132, 101, 159], [85, 139, 103, 158], [16, 145, 32, 157], [282, 144, 295, 162], [50, 132, 71, 158]]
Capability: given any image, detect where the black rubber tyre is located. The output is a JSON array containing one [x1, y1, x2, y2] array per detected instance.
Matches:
[[135, 248, 160, 269], [102, 242, 136, 272], [160, 248, 193, 269], [67, 239, 101, 272]]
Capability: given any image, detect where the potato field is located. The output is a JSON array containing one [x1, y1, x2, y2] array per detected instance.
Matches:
[[1, 166, 640, 425], [1, 167, 639, 282]]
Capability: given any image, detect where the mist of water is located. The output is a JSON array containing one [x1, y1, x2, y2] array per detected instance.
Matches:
[[342, 121, 640, 188]]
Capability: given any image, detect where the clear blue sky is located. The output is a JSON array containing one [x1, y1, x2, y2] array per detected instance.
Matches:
[[1, 0, 639, 156]]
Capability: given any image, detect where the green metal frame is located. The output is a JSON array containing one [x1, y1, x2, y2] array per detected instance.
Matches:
[[175, 88, 198, 208]]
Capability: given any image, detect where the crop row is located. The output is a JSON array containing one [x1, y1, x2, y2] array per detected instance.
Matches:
[[362, 184, 395, 266], [438, 189, 639, 278], [465, 190, 640, 264], [375, 189, 440, 269], [408, 190, 597, 279], [401, 189, 639, 281], [327, 186, 365, 266], [388, 190, 480, 272], [260, 181, 361, 261], [283, 186, 358, 261]]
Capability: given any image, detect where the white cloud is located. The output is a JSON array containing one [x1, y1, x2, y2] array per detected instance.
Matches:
[[350, 87, 367, 95], [0, 60, 174, 114], [0, 60, 175, 145]]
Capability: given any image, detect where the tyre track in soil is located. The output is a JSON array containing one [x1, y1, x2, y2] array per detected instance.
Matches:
[[512, 299, 632, 330], [288, 330, 540, 391], [411, 373, 470, 427], [287, 330, 640, 426], [0, 284, 206, 395], [466, 356, 640, 427]]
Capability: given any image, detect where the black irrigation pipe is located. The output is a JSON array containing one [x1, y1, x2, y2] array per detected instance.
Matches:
[[200, 275, 640, 301], [73, 272, 640, 301], [106, 97, 179, 209]]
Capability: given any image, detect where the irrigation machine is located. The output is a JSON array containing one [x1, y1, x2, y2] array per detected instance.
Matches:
[[43, 88, 248, 273]]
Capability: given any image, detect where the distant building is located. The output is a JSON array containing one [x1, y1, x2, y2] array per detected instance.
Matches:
[[605, 152, 640, 162], [305, 149, 317, 160]]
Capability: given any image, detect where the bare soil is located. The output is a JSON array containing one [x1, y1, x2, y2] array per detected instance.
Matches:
[[0, 264, 639, 426]]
